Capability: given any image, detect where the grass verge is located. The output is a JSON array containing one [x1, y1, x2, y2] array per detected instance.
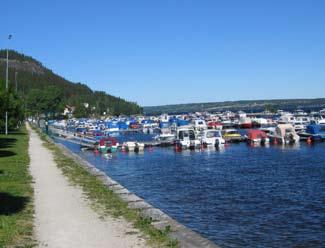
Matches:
[[32, 125, 179, 248], [0, 127, 35, 247]]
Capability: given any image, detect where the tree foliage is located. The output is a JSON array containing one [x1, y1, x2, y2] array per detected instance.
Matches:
[[0, 78, 24, 132], [26, 86, 64, 117]]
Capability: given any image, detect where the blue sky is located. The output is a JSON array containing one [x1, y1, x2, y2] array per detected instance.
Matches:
[[1, 0, 325, 106]]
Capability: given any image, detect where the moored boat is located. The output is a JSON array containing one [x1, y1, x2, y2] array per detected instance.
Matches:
[[301, 124, 325, 141], [239, 117, 253, 129], [222, 129, 245, 142], [175, 126, 200, 150], [97, 137, 119, 153], [247, 129, 269, 145], [200, 129, 225, 148], [123, 142, 136, 152], [155, 132, 175, 146], [268, 124, 300, 144]]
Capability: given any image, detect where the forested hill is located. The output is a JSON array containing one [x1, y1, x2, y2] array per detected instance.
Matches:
[[0, 50, 142, 116], [144, 98, 325, 115]]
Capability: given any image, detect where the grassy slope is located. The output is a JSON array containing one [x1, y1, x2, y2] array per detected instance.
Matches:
[[0, 127, 35, 247], [33, 127, 178, 248]]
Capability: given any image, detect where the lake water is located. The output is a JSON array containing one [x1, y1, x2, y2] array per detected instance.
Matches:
[[54, 136, 325, 248]]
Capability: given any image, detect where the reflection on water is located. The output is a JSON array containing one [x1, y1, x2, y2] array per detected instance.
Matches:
[[55, 137, 325, 248]]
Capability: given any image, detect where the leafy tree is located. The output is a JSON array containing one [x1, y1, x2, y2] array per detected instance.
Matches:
[[73, 103, 91, 118], [26, 86, 63, 118], [0, 79, 24, 132]]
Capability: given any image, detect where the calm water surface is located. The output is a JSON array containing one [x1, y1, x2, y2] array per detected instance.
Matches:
[[55, 136, 325, 248]]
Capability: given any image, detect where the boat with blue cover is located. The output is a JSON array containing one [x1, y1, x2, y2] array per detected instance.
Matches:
[[300, 124, 325, 141]]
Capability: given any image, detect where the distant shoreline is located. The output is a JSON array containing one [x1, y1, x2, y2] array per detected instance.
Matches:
[[144, 98, 325, 114]]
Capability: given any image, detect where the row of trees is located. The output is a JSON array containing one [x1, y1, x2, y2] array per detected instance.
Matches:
[[1, 80, 143, 132]]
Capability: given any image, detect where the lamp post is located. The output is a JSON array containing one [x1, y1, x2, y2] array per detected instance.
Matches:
[[15, 71, 18, 92], [5, 34, 12, 135]]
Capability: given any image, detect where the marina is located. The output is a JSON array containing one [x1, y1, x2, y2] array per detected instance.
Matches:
[[45, 109, 325, 154], [42, 108, 325, 247]]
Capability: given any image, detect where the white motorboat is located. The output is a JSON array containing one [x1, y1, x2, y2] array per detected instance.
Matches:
[[123, 142, 136, 152], [175, 126, 200, 150], [268, 124, 300, 144], [155, 133, 175, 146], [200, 130, 225, 147]]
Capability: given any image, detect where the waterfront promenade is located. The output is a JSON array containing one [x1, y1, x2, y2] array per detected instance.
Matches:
[[27, 125, 147, 248]]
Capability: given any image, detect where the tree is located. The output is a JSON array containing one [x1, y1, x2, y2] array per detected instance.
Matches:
[[26, 86, 63, 118], [73, 103, 91, 118], [0, 79, 24, 132]]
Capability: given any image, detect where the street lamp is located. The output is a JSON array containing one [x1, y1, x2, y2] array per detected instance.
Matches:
[[15, 71, 18, 92], [5, 34, 12, 135]]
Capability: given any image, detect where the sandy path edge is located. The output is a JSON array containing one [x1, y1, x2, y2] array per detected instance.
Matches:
[[27, 124, 147, 248]]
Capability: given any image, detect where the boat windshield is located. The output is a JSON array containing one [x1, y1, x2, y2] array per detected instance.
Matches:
[[179, 131, 187, 140], [227, 130, 239, 135], [285, 128, 293, 133], [189, 130, 196, 140], [206, 131, 220, 138]]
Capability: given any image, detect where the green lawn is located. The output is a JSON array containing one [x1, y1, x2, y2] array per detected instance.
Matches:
[[0, 127, 35, 247]]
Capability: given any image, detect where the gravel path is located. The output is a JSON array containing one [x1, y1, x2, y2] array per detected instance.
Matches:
[[28, 125, 147, 248]]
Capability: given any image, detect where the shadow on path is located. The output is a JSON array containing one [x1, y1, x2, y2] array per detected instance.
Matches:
[[0, 192, 29, 216]]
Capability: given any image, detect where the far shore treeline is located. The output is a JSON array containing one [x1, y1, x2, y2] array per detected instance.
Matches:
[[144, 99, 325, 115], [0, 50, 142, 132]]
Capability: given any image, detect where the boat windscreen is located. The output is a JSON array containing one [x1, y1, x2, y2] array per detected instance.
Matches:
[[228, 131, 239, 135], [285, 128, 293, 133], [189, 130, 196, 140], [207, 131, 220, 138]]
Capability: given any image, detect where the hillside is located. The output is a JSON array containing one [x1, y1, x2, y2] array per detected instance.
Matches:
[[144, 98, 325, 114], [0, 50, 142, 116]]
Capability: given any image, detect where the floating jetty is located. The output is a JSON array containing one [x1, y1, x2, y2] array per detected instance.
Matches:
[[52, 129, 163, 150]]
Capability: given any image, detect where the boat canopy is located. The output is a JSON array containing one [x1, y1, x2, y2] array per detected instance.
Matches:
[[207, 121, 222, 127], [142, 119, 154, 124], [177, 119, 189, 127], [105, 121, 118, 129], [306, 124, 325, 135], [247, 130, 267, 140], [169, 117, 178, 124], [118, 121, 128, 130], [159, 122, 170, 129]]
